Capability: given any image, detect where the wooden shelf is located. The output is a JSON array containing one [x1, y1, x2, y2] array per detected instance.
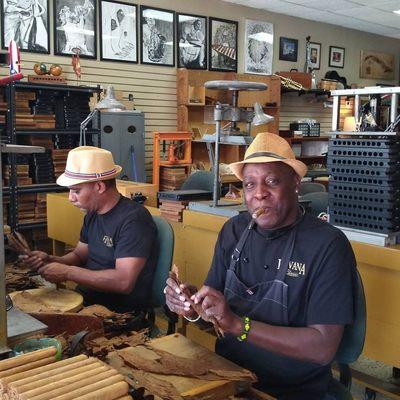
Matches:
[[298, 155, 326, 160]]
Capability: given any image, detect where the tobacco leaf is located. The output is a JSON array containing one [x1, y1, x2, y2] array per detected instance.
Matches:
[[169, 264, 224, 337]]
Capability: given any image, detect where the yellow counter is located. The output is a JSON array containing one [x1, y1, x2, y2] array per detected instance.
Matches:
[[47, 192, 400, 367]]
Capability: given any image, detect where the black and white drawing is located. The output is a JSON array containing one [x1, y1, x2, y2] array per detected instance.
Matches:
[[100, 0, 137, 62], [140, 6, 175, 67], [1, 0, 50, 53], [54, 0, 96, 58], [177, 13, 207, 69], [244, 19, 273, 75], [209, 17, 237, 72]]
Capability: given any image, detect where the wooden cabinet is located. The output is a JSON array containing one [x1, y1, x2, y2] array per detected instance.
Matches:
[[177, 68, 281, 170]]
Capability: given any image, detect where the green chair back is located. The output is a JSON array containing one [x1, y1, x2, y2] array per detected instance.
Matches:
[[151, 216, 174, 308]]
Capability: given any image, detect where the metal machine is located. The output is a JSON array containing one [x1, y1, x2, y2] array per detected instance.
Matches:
[[190, 80, 272, 215]]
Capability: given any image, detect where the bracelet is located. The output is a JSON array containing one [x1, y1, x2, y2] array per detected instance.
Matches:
[[237, 316, 251, 342], [184, 314, 201, 323]]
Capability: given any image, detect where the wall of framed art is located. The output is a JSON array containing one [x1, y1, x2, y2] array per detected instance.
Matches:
[[0, 0, 399, 180]]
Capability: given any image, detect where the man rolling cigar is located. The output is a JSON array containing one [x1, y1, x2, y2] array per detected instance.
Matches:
[[21, 146, 157, 314], [164, 133, 356, 400]]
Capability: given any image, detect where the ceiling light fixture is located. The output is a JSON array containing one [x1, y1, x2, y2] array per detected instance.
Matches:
[[393, 9, 400, 14]]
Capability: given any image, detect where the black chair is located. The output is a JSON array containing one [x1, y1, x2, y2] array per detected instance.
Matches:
[[299, 182, 326, 196], [180, 171, 214, 191], [329, 269, 366, 399], [301, 192, 329, 217]]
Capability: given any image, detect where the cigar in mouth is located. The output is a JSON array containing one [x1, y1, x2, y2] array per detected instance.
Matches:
[[252, 208, 265, 219]]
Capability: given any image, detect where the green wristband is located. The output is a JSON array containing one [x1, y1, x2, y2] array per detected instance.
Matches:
[[237, 316, 251, 342]]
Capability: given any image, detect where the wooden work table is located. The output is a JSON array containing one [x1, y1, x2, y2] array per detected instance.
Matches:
[[47, 193, 400, 368]]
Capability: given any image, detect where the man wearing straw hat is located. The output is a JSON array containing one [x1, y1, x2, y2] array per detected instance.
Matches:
[[165, 133, 356, 399], [22, 146, 157, 314]]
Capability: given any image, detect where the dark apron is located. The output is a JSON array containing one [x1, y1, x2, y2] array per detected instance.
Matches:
[[216, 216, 332, 400]]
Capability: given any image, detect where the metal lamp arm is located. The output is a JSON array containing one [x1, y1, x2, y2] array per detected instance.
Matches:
[[79, 109, 99, 146]]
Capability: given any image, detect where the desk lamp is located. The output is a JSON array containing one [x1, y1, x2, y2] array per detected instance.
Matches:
[[79, 85, 126, 146]]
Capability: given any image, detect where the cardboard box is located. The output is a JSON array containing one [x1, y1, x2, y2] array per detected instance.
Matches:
[[116, 180, 157, 207]]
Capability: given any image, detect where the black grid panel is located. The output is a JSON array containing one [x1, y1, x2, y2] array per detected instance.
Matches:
[[328, 136, 400, 234]]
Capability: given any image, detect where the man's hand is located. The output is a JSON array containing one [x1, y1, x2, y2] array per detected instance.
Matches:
[[193, 286, 242, 335], [38, 262, 69, 283], [164, 278, 197, 318], [19, 251, 49, 270]]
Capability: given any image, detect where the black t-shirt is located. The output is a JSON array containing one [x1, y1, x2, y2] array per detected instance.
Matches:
[[78, 196, 157, 313], [205, 211, 355, 399]]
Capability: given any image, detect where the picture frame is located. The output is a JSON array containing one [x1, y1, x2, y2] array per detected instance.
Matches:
[[1, 0, 50, 53], [308, 41, 321, 70], [360, 50, 395, 81], [177, 13, 207, 70], [100, 0, 137, 63], [329, 46, 345, 68], [140, 6, 175, 67], [54, 0, 97, 58], [279, 37, 298, 62], [244, 19, 273, 75], [209, 17, 238, 72]]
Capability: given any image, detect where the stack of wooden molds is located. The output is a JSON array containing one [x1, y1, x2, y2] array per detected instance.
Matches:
[[51, 149, 70, 179], [3, 165, 32, 187], [159, 199, 187, 222], [160, 166, 187, 191], [0, 348, 131, 400]]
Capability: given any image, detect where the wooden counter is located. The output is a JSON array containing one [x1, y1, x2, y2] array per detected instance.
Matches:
[[47, 193, 400, 367]]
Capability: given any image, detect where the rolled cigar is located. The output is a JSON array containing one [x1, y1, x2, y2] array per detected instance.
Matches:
[[7, 356, 91, 389], [252, 208, 265, 219], [0, 357, 56, 380], [12, 362, 106, 395], [46, 376, 127, 400], [0, 348, 57, 372], [19, 367, 114, 400]]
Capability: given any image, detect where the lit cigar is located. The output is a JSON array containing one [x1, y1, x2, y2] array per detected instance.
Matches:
[[252, 208, 265, 219]]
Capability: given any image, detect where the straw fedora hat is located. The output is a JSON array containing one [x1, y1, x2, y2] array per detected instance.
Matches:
[[56, 146, 122, 187], [229, 132, 307, 180]]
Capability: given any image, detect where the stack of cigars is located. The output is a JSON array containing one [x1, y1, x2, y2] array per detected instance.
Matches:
[[0, 347, 131, 400]]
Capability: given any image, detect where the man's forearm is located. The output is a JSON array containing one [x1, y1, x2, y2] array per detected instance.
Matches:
[[49, 251, 84, 267], [66, 266, 134, 294]]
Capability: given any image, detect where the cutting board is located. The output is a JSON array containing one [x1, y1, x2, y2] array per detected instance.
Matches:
[[9, 288, 83, 313], [114, 333, 254, 399]]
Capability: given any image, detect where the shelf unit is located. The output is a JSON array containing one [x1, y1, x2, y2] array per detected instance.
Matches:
[[177, 68, 281, 170], [2, 81, 102, 231]]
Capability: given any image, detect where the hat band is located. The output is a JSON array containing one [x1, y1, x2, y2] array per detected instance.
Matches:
[[64, 167, 117, 180], [245, 151, 286, 161]]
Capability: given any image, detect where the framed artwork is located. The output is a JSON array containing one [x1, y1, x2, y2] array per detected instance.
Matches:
[[329, 46, 345, 68], [177, 13, 207, 70], [308, 41, 321, 70], [244, 19, 273, 75], [140, 6, 175, 67], [209, 17, 238, 72], [360, 50, 395, 80], [54, 0, 97, 58], [100, 0, 137, 63], [1, 0, 50, 53], [279, 37, 298, 62]]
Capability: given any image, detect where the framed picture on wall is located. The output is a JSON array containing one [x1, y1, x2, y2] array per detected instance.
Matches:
[[177, 13, 207, 70], [209, 17, 238, 72], [329, 46, 345, 68], [140, 6, 175, 67], [100, 0, 137, 63], [360, 50, 395, 80], [308, 41, 321, 70], [279, 37, 298, 62], [244, 19, 273, 75], [1, 0, 50, 53], [54, 0, 97, 58]]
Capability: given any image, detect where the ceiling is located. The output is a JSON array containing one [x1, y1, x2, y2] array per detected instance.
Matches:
[[222, 0, 400, 39]]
